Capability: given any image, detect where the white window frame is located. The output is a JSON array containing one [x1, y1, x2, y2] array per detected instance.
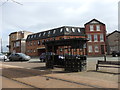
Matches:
[[53, 30, 56, 34], [60, 28, 63, 32], [39, 33, 41, 37], [66, 28, 69, 32], [94, 45, 99, 52], [88, 45, 93, 53], [87, 34, 92, 42], [100, 34, 104, 42], [90, 25, 94, 31], [16, 41, 20, 47], [78, 28, 81, 32], [72, 28, 75, 32], [96, 25, 100, 31], [94, 34, 98, 42], [43, 32, 46, 36]]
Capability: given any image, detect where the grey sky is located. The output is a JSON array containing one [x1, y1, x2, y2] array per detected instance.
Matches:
[[0, 0, 119, 52]]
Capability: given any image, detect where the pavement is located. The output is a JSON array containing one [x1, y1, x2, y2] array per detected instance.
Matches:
[[1, 56, 120, 89]]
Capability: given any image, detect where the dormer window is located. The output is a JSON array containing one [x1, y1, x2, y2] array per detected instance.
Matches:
[[72, 28, 75, 32], [60, 28, 63, 32], [78, 28, 81, 32], [48, 31, 50, 35], [34, 35, 36, 38], [28, 36, 30, 39], [43, 32, 46, 36], [39, 33, 41, 37], [53, 30, 56, 34], [66, 28, 69, 32], [31, 35, 33, 38]]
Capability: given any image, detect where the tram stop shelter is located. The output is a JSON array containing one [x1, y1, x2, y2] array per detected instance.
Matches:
[[43, 38, 88, 72]]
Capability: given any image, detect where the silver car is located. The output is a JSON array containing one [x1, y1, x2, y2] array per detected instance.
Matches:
[[0, 53, 7, 61], [8, 53, 31, 61]]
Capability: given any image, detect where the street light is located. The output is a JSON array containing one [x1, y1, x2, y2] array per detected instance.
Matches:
[[0, 37, 3, 53], [0, 0, 23, 7]]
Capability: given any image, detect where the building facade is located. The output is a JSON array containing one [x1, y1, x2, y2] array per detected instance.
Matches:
[[84, 19, 107, 56], [9, 19, 107, 56], [106, 30, 120, 54], [9, 31, 33, 54], [26, 26, 87, 56]]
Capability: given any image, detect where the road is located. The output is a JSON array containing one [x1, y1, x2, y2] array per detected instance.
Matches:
[[0, 56, 119, 89]]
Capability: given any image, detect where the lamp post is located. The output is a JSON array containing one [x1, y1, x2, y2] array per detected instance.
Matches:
[[0, 37, 3, 53]]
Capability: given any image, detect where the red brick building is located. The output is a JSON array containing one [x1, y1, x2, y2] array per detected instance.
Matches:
[[85, 19, 107, 56], [23, 19, 106, 56], [26, 26, 87, 56]]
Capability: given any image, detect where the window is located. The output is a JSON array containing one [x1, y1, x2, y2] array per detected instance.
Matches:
[[42, 40, 45, 45], [34, 50, 36, 52], [28, 36, 30, 39], [83, 44, 86, 48], [53, 30, 56, 34], [78, 28, 81, 32], [68, 48, 71, 52], [87, 34, 92, 42], [39, 33, 41, 37], [31, 49, 33, 53], [74, 49, 77, 52], [72, 28, 75, 32], [90, 25, 94, 31], [94, 45, 99, 52], [43, 32, 46, 36], [38, 41, 40, 45], [31, 35, 33, 38], [27, 50, 30, 53], [100, 34, 104, 42], [88, 45, 93, 52], [60, 48, 63, 52], [66, 28, 69, 32], [96, 25, 100, 31], [48, 31, 50, 35], [16, 41, 20, 47], [94, 34, 98, 42], [30, 42, 32, 46], [60, 28, 63, 32], [34, 42, 36, 45], [34, 35, 36, 38]]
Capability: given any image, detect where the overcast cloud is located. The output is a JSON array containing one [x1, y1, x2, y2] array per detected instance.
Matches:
[[0, 0, 119, 52]]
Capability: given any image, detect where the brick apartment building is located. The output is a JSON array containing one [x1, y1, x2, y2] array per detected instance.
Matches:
[[106, 30, 120, 54], [26, 26, 87, 56], [85, 19, 107, 56], [9, 31, 33, 54], [25, 19, 107, 56]]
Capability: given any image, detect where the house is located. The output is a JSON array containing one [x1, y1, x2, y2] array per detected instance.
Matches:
[[84, 19, 107, 56], [106, 30, 120, 54], [9, 31, 33, 54]]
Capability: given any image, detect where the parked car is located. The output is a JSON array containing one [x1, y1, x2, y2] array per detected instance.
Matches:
[[0, 53, 7, 61], [39, 52, 55, 62], [112, 51, 120, 57], [8, 53, 31, 61]]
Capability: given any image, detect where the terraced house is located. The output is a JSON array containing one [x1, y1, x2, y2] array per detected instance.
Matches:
[[26, 19, 107, 56]]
